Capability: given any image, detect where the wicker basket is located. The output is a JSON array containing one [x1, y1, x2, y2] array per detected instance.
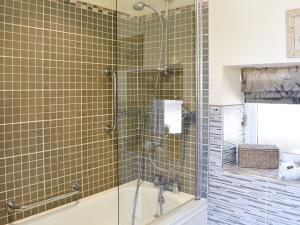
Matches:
[[238, 144, 279, 169]]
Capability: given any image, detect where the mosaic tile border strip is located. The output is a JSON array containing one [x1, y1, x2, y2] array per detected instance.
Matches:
[[49, 0, 113, 14], [49, 0, 142, 18]]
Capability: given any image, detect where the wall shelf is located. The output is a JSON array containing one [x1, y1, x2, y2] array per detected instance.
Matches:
[[223, 164, 300, 186]]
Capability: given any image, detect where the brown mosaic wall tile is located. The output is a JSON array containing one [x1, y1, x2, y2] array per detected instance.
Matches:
[[1, 0, 204, 224], [0, 0, 119, 224]]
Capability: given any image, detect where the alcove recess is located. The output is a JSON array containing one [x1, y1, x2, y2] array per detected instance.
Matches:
[[221, 62, 300, 182]]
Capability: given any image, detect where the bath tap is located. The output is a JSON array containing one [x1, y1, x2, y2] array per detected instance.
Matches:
[[153, 176, 179, 194], [156, 187, 165, 217], [154, 176, 179, 217]]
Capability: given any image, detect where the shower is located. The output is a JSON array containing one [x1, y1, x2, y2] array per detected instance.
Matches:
[[132, 1, 185, 173], [133, 1, 166, 76], [131, 2, 190, 225], [131, 2, 171, 225], [132, 1, 177, 173], [133, 2, 165, 20]]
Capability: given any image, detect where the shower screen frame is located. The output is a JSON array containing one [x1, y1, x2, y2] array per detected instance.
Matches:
[[194, 0, 204, 200]]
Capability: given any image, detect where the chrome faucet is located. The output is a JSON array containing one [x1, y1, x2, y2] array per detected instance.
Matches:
[[153, 175, 179, 194], [153, 176, 179, 217], [156, 188, 165, 217]]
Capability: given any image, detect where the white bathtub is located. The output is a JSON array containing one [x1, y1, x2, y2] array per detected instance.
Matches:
[[11, 180, 207, 225]]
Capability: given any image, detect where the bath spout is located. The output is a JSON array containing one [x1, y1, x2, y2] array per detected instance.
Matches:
[[153, 175, 179, 194]]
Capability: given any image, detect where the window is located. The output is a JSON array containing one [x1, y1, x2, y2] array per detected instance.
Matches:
[[245, 103, 300, 160]]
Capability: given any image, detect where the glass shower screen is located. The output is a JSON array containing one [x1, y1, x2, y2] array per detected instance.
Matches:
[[116, 0, 197, 224]]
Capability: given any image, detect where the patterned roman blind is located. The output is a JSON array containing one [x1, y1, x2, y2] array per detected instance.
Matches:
[[241, 66, 300, 104]]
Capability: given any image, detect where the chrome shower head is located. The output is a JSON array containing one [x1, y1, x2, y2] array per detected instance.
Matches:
[[132, 2, 165, 21], [133, 2, 147, 11]]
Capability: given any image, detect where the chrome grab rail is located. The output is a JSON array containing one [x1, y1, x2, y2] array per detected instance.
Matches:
[[104, 67, 117, 133], [6, 181, 80, 212]]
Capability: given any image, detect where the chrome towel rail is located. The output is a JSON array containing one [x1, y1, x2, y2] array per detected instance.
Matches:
[[6, 181, 80, 212]]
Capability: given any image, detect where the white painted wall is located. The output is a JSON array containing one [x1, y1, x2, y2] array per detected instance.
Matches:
[[210, 0, 300, 105]]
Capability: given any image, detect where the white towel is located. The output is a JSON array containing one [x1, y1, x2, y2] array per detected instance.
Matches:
[[164, 100, 183, 134]]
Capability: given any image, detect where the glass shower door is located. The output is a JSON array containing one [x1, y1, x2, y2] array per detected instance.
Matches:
[[116, 3, 143, 224], [116, 0, 197, 225], [1, 0, 122, 224]]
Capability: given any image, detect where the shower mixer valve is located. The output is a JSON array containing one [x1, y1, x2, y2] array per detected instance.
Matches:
[[153, 175, 179, 194]]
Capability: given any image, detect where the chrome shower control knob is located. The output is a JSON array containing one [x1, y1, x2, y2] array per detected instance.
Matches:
[[105, 67, 113, 76], [104, 125, 113, 134], [71, 181, 80, 191], [6, 200, 18, 211]]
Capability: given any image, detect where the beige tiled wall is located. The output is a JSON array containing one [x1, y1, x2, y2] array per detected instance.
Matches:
[[0, 0, 205, 224], [0, 0, 119, 224]]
